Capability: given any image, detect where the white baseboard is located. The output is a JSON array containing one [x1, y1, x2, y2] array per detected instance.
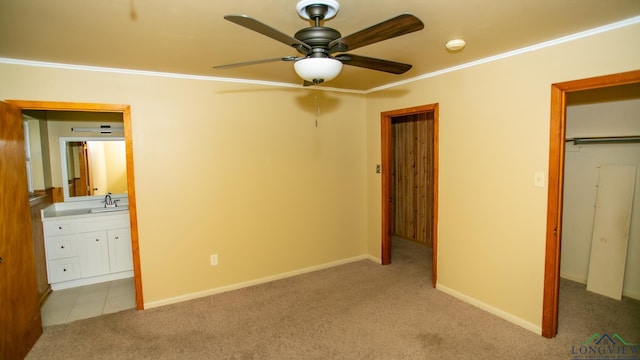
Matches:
[[560, 273, 640, 300], [622, 289, 640, 300], [560, 272, 587, 284], [144, 255, 370, 309], [436, 283, 542, 335]]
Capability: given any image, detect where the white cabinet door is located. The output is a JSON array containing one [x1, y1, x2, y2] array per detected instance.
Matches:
[[79, 231, 110, 277], [108, 228, 133, 273]]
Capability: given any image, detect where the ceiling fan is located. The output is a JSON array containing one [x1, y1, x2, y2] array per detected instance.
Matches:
[[213, 0, 424, 85]]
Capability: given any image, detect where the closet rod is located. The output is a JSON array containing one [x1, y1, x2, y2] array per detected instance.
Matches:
[[565, 135, 640, 145]]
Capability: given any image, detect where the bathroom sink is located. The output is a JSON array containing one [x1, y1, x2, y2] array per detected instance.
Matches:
[[89, 206, 129, 213]]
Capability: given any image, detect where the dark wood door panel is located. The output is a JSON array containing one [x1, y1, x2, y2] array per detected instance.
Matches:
[[0, 101, 42, 359]]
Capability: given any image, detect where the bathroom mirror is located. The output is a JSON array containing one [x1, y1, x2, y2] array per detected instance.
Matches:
[[59, 137, 128, 202]]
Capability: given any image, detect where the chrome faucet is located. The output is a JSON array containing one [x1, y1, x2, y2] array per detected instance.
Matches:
[[102, 193, 114, 207]]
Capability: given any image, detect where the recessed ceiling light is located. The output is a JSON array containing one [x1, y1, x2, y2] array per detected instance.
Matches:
[[445, 39, 466, 51]]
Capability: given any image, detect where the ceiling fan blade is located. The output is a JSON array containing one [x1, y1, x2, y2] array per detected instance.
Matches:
[[213, 56, 299, 69], [224, 15, 311, 53], [334, 54, 412, 74], [329, 14, 423, 53]]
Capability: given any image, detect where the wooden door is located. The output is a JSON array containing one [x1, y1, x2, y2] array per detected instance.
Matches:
[[391, 112, 434, 246], [0, 101, 42, 358], [77, 142, 90, 196]]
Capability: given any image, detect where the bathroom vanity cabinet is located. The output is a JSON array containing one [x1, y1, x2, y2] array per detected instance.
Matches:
[[42, 211, 133, 290]]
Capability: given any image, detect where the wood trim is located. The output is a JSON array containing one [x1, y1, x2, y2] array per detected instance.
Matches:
[[381, 116, 392, 265], [381, 103, 439, 287], [121, 105, 145, 310], [431, 104, 439, 288], [5, 100, 144, 310], [541, 84, 565, 338], [382, 104, 438, 118], [5, 100, 127, 113], [550, 70, 640, 92], [52, 187, 65, 203], [541, 69, 640, 338]]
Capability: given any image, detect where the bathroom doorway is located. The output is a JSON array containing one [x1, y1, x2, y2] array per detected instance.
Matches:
[[6, 100, 143, 311]]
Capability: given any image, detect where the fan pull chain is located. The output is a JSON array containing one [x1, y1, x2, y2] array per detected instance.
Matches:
[[314, 90, 320, 128]]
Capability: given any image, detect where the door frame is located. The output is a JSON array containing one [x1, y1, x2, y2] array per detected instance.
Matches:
[[381, 103, 439, 287], [6, 100, 144, 310], [541, 69, 640, 338]]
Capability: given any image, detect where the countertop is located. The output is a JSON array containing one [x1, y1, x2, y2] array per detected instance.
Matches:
[[29, 192, 50, 207], [41, 200, 129, 221]]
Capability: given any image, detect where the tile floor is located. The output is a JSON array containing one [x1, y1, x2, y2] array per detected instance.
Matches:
[[40, 277, 136, 327]]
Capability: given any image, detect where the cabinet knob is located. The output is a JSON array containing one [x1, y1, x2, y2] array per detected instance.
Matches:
[[115, 236, 119, 240], [63, 268, 67, 272], [58, 226, 63, 230], [96, 238, 100, 242], [61, 245, 65, 249]]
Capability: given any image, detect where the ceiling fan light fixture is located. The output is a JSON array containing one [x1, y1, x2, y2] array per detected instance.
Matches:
[[294, 57, 343, 83]]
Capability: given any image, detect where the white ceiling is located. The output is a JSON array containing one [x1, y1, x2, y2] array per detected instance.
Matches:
[[1, 0, 639, 91]]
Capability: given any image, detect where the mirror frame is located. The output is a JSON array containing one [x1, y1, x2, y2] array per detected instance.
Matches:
[[59, 136, 128, 202]]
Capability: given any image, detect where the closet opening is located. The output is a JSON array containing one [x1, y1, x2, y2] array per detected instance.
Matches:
[[541, 69, 640, 338]]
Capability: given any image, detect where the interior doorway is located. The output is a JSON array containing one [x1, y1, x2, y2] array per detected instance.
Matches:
[[541, 69, 640, 338], [381, 104, 439, 287], [6, 100, 144, 311]]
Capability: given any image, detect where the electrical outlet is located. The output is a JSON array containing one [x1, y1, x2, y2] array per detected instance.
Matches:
[[210, 254, 218, 266]]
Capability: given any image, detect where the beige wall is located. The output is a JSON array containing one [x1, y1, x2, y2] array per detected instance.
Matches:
[[365, 23, 640, 332], [2, 20, 639, 335], [102, 141, 128, 194], [0, 65, 368, 305]]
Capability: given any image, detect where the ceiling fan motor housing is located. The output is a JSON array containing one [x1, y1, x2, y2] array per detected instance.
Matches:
[[294, 27, 342, 56]]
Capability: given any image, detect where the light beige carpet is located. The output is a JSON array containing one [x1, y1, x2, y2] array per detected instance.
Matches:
[[26, 238, 640, 359]]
